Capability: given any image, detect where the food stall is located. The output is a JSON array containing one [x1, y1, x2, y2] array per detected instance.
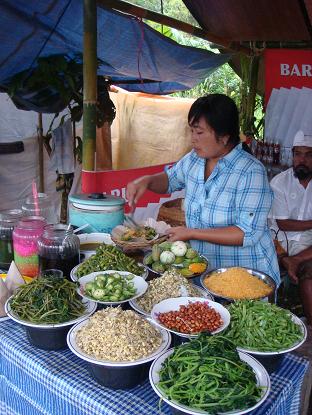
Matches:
[[1, 1, 312, 414], [0, 233, 310, 415]]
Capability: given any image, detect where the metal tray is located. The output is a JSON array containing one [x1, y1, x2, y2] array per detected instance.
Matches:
[[200, 267, 276, 301], [143, 252, 209, 278]]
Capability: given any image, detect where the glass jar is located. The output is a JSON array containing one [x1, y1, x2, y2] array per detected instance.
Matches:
[[0, 209, 23, 270], [13, 216, 46, 277], [22, 193, 58, 224], [38, 224, 80, 279]]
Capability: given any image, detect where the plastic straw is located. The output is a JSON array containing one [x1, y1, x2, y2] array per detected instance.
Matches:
[[32, 180, 40, 216]]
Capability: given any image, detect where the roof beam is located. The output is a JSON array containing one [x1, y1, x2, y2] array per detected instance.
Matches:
[[97, 0, 252, 55]]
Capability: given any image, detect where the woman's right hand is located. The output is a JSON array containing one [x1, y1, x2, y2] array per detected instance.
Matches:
[[126, 176, 150, 211]]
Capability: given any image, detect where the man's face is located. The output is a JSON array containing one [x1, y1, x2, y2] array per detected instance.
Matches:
[[293, 146, 312, 180]]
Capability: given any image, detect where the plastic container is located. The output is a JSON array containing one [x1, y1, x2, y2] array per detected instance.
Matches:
[[22, 192, 58, 224], [0, 209, 23, 270], [38, 224, 80, 279], [68, 193, 125, 234], [13, 216, 46, 277]]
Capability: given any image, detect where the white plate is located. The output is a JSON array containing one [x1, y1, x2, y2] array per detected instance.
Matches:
[[79, 233, 115, 259], [70, 262, 148, 282], [129, 285, 213, 317], [5, 296, 97, 329], [151, 297, 230, 338], [78, 232, 114, 245], [67, 316, 171, 367], [236, 311, 307, 356], [77, 271, 148, 305], [149, 348, 271, 415]]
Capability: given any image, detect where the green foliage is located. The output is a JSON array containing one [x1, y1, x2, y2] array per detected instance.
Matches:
[[7, 54, 116, 163], [131, 0, 264, 137], [131, 0, 198, 26]]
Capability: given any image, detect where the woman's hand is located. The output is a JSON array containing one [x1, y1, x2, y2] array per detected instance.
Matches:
[[166, 226, 192, 242], [126, 176, 150, 211]]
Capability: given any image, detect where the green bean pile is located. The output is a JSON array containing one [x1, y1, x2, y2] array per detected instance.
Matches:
[[158, 334, 262, 414], [10, 277, 86, 324], [76, 244, 144, 278], [224, 300, 304, 352]]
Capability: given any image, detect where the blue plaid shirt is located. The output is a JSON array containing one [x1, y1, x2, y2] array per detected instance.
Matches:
[[166, 144, 280, 285]]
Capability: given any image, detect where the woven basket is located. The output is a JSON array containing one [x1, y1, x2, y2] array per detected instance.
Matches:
[[112, 234, 168, 253], [157, 198, 186, 227]]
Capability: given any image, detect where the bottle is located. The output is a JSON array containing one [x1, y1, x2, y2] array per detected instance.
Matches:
[[263, 141, 269, 165], [13, 216, 46, 277], [256, 141, 263, 161], [38, 224, 80, 279], [0, 209, 23, 270], [273, 141, 281, 165]]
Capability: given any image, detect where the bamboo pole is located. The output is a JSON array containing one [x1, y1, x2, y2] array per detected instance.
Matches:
[[37, 113, 44, 192], [97, 0, 252, 55], [82, 0, 97, 171], [246, 56, 260, 133]]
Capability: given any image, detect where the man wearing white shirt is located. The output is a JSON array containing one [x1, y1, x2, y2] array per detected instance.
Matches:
[[270, 130, 312, 323]]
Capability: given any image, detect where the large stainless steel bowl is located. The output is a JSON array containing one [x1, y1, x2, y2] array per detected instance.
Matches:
[[200, 267, 276, 301]]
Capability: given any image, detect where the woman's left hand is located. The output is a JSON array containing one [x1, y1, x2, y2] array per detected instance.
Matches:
[[166, 226, 192, 242]]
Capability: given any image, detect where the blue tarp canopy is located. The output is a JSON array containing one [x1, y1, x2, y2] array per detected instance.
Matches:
[[0, 0, 230, 112]]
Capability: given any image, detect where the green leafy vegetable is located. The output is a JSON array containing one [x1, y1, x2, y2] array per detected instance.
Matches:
[[10, 277, 86, 324], [158, 334, 262, 414]]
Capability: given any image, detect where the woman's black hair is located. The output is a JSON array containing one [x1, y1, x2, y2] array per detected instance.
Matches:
[[188, 94, 240, 146]]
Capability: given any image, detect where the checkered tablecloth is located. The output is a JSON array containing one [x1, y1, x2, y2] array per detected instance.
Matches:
[[0, 318, 309, 415]]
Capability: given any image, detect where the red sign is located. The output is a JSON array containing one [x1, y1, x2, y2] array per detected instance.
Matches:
[[265, 49, 312, 104], [82, 163, 174, 213]]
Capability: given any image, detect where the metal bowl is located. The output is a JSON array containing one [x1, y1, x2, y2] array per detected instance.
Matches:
[[143, 252, 209, 278], [200, 267, 276, 302]]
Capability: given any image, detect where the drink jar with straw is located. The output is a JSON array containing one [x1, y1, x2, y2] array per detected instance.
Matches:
[[13, 217, 46, 277], [22, 181, 58, 224]]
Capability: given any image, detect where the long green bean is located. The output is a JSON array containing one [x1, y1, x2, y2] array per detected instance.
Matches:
[[10, 277, 86, 324], [223, 300, 304, 351], [76, 244, 143, 278], [158, 334, 262, 414]]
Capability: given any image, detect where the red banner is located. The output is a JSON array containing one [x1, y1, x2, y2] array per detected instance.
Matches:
[[82, 163, 177, 214], [265, 49, 312, 104]]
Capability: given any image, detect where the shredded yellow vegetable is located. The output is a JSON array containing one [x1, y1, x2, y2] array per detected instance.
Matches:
[[203, 267, 272, 299]]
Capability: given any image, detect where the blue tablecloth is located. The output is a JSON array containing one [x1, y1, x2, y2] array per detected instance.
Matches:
[[0, 318, 309, 415]]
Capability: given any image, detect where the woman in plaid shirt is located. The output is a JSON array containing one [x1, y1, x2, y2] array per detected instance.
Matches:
[[127, 94, 280, 285]]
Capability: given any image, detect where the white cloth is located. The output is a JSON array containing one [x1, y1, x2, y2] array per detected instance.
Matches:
[[293, 130, 312, 147], [50, 119, 75, 174], [269, 168, 312, 245]]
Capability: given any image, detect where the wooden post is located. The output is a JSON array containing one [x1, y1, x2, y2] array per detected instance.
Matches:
[[82, 0, 97, 171], [96, 122, 113, 170], [37, 113, 44, 192]]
